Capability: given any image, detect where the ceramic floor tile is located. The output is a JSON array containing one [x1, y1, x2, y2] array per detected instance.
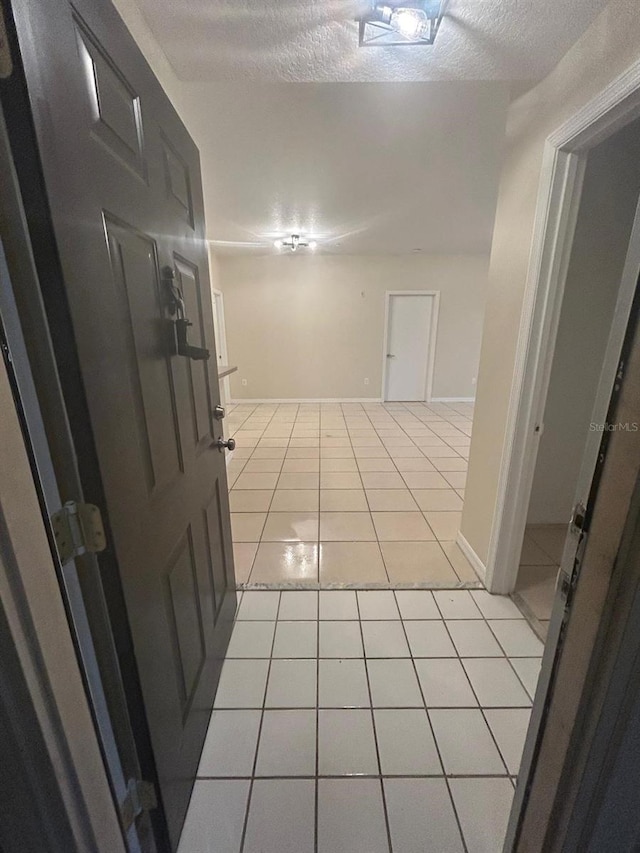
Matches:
[[511, 658, 542, 700], [237, 591, 280, 621], [449, 778, 514, 853], [374, 709, 441, 775], [255, 710, 316, 776], [233, 543, 258, 584], [319, 511, 376, 541], [519, 535, 555, 566], [265, 659, 317, 708], [261, 512, 319, 542], [231, 512, 267, 543], [214, 659, 270, 709], [365, 489, 419, 511], [443, 472, 467, 489], [433, 590, 482, 619], [177, 780, 250, 853], [320, 457, 359, 472], [243, 459, 284, 474], [470, 590, 524, 620], [318, 709, 378, 775], [372, 512, 435, 542], [393, 458, 436, 472], [226, 622, 275, 658], [362, 621, 410, 657], [367, 659, 423, 707], [356, 458, 397, 472], [414, 658, 477, 707], [357, 590, 400, 620], [526, 524, 567, 564], [320, 447, 355, 458], [318, 659, 370, 707], [515, 565, 558, 620], [319, 472, 363, 489], [384, 778, 464, 853], [250, 448, 287, 460], [394, 590, 440, 620], [424, 511, 462, 541], [320, 489, 369, 511], [278, 591, 318, 620], [401, 472, 450, 489], [430, 709, 506, 775], [446, 620, 504, 657], [243, 779, 315, 853], [269, 490, 319, 512], [277, 472, 320, 490], [431, 457, 468, 472], [462, 659, 532, 707], [360, 471, 406, 489], [488, 619, 545, 656], [272, 621, 317, 658], [229, 490, 274, 512], [281, 458, 320, 473], [319, 590, 359, 620], [319, 621, 364, 658], [234, 472, 280, 490], [380, 542, 459, 583], [354, 446, 391, 459], [285, 447, 319, 458], [485, 708, 531, 774], [405, 620, 457, 657], [389, 447, 426, 458], [317, 779, 389, 853], [440, 541, 479, 582], [319, 542, 388, 583], [411, 489, 463, 512], [198, 710, 261, 777], [250, 543, 318, 583]]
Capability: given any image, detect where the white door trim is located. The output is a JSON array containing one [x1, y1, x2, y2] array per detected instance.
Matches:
[[381, 290, 440, 403], [211, 287, 231, 403], [484, 56, 640, 594]]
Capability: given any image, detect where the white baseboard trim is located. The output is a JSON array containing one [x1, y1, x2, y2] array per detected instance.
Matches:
[[455, 531, 486, 583], [229, 397, 384, 404], [430, 397, 476, 403]]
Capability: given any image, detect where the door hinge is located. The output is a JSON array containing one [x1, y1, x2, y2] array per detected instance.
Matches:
[[570, 500, 587, 535], [120, 778, 158, 832], [0, 5, 13, 79], [51, 501, 106, 564]]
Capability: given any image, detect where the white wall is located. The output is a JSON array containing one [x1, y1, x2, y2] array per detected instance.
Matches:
[[461, 0, 640, 565], [217, 253, 488, 400], [527, 120, 640, 524]]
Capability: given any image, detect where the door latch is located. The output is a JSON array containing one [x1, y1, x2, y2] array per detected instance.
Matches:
[[163, 266, 210, 361]]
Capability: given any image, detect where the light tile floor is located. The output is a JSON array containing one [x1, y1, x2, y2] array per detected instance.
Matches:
[[224, 401, 476, 588], [178, 589, 542, 853]]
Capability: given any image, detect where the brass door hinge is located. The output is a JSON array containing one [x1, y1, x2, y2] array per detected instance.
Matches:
[[51, 501, 106, 564], [120, 778, 158, 832]]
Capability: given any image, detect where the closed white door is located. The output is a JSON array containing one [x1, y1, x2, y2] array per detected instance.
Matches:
[[385, 294, 434, 401]]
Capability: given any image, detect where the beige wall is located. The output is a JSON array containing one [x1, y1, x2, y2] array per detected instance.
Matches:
[[461, 0, 640, 564], [216, 253, 488, 400], [527, 121, 640, 524]]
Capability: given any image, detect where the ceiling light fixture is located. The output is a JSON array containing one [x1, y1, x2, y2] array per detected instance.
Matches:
[[274, 234, 318, 252], [358, 0, 445, 46]]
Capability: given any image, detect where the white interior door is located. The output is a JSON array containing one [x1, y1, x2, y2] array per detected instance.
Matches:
[[385, 294, 433, 401]]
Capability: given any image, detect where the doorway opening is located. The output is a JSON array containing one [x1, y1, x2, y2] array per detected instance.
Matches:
[[382, 291, 439, 402]]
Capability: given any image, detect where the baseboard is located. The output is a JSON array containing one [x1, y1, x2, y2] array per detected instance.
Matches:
[[455, 530, 486, 582], [229, 397, 384, 404], [429, 397, 476, 403]]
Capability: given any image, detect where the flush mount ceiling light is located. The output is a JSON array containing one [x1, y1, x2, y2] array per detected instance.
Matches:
[[273, 234, 318, 252], [358, 0, 445, 46]]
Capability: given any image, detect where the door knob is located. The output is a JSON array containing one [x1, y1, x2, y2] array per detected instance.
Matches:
[[213, 437, 236, 451], [213, 405, 226, 420]]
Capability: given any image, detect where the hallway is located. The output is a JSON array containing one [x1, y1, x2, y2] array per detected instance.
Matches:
[[226, 401, 475, 587], [178, 588, 543, 852]]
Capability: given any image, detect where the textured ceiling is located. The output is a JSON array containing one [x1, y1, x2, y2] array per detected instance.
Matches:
[[180, 82, 510, 254], [135, 0, 605, 83]]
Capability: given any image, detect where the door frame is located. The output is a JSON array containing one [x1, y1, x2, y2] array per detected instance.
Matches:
[[484, 55, 640, 594], [211, 287, 231, 404], [381, 290, 439, 403]]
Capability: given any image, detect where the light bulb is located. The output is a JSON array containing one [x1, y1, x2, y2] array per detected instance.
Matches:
[[308, 241, 318, 250], [390, 7, 429, 40], [274, 239, 283, 249]]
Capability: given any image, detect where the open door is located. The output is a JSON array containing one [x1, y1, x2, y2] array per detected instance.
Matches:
[[2, 0, 236, 847], [505, 275, 640, 850]]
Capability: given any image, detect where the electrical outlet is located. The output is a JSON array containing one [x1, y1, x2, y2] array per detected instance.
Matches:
[[242, 378, 247, 387], [364, 378, 369, 386]]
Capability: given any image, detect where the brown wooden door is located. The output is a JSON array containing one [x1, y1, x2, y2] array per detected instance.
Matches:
[[8, 0, 236, 845]]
